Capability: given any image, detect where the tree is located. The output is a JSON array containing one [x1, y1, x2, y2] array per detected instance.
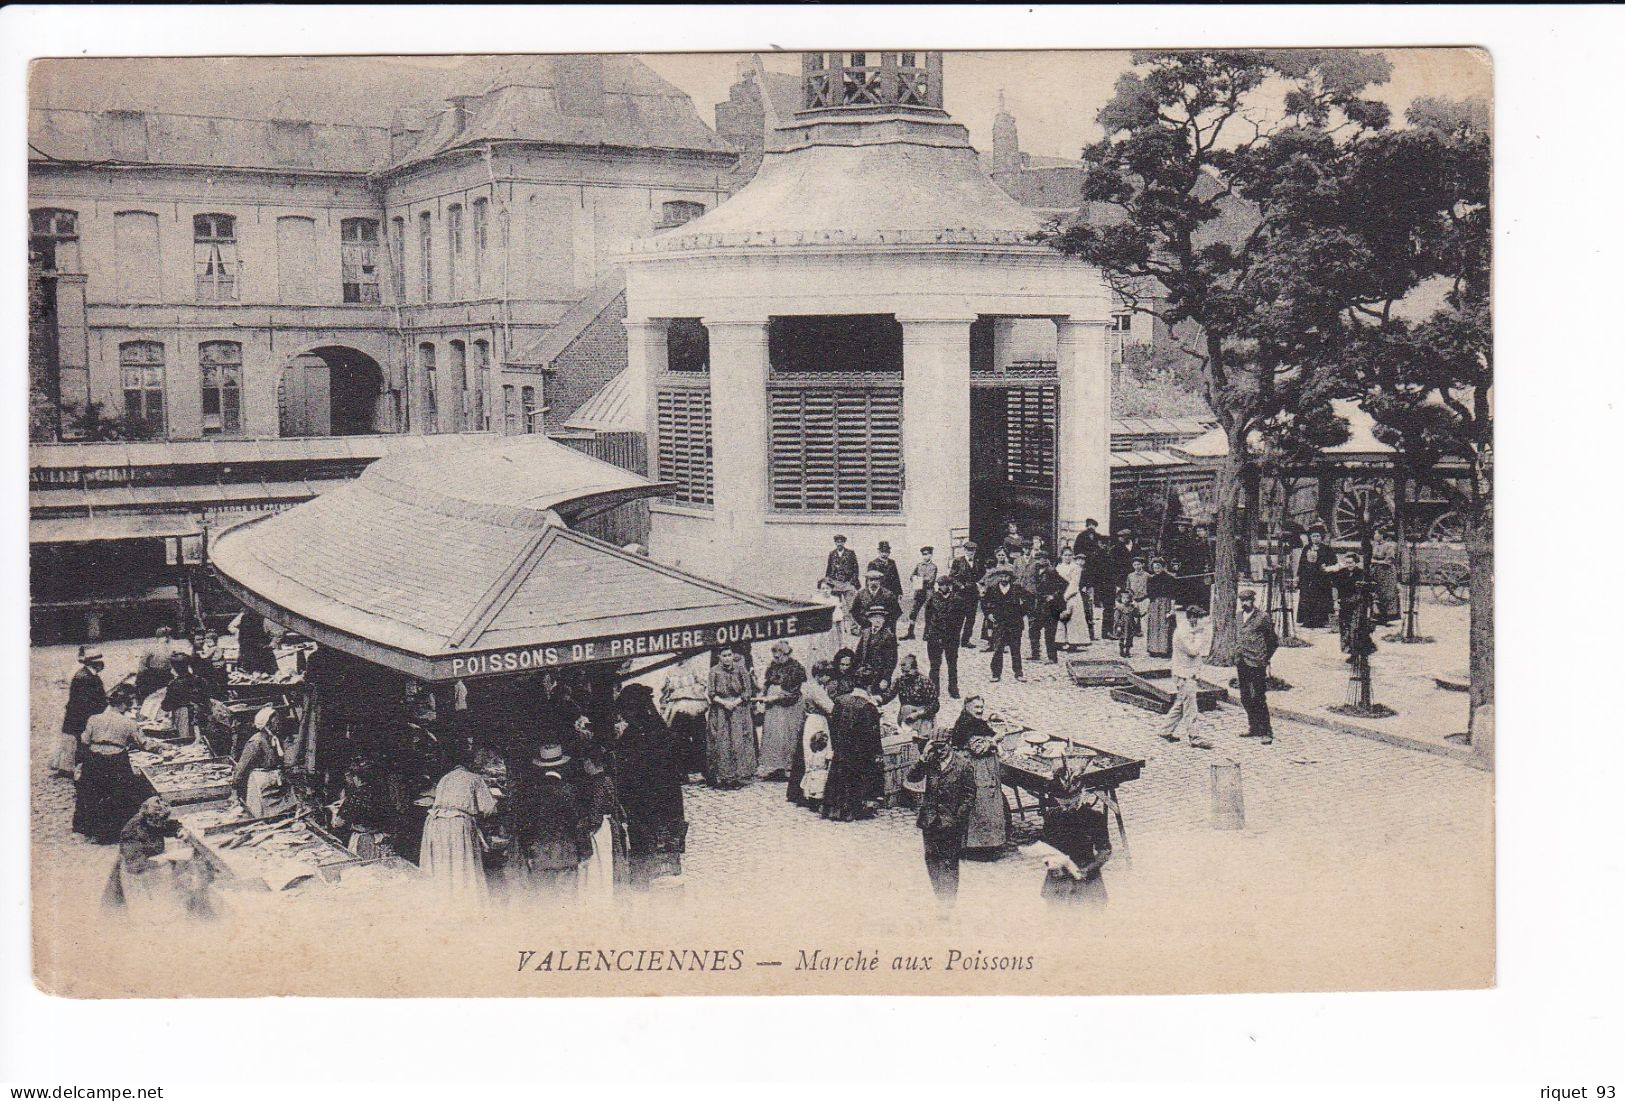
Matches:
[[1047, 49, 1395, 660], [1331, 100, 1492, 755], [62, 401, 146, 442]]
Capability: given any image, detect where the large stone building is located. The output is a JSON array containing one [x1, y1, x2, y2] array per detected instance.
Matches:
[[27, 54, 737, 640], [27, 54, 737, 444], [624, 51, 1114, 592]]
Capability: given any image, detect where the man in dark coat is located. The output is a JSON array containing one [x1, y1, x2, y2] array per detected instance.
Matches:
[[1234, 588, 1279, 743], [1072, 518, 1105, 561], [1028, 551, 1069, 663], [823, 533, 861, 616], [906, 731, 976, 904], [981, 568, 1030, 682], [922, 576, 966, 698], [853, 607, 899, 693], [510, 744, 585, 894], [866, 541, 904, 611], [948, 541, 981, 648], [849, 571, 903, 636], [822, 686, 884, 822]]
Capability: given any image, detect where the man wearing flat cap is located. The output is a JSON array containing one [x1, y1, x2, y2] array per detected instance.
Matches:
[[823, 534, 860, 617], [981, 566, 1031, 682]]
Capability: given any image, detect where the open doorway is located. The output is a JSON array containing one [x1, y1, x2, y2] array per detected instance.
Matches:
[[279, 346, 386, 437]]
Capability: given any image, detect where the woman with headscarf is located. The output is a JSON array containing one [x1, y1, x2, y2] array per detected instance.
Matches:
[[52, 646, 106, 777], [1033, 764, 1113, 908], [950, 696, 1009, 856], [73, 685, 163, 844], [758, 641, 808, 781], [613, 684, 687, 886], [830, 648, 859, 698], [705, 646, 757, 789], [420, 738, 497, 900], [233, 706, 298, 819]]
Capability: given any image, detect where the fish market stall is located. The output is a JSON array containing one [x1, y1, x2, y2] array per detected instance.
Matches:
[[989, 710, 1143, 858]]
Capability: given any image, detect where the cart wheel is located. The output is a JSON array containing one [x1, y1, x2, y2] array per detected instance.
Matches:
[[1430, 562, 1471, 605]]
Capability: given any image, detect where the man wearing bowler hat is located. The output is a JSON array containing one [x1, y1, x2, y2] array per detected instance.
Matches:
[[854, 605, 899, 694]]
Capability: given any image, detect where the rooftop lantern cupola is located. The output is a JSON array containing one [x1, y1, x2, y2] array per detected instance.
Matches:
[[799, 51, 945, 115]]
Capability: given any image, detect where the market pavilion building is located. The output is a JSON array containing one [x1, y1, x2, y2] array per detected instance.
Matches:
[[622, 52, 1115, 592]]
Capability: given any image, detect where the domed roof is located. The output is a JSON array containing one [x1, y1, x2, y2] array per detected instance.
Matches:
[[634, 116, 1046, 255]]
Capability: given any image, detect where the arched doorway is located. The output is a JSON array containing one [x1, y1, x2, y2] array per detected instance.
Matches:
[[279, 346, 386, 437]]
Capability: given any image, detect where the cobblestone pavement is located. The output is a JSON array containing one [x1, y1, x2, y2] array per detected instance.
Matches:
[[30, 632, 1491, 929]]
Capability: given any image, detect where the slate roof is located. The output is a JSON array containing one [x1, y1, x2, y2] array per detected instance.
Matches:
[[209, 433, 822, 678], [29, 54, 732, 174], [561, 368, 636, 433]]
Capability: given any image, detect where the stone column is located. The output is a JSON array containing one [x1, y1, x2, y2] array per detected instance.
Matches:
[[704, 318, 771, 551], [901, 318, 974, 557], [1056, 317, 1112, 538], [622, 318, 666, 467]]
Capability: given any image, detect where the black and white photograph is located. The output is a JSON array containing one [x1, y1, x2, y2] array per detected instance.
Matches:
[[16, 37, 1507, 1000]]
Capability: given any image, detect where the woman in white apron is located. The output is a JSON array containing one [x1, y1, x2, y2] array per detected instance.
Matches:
[[233, 707, 298, 819], [575, 744, 627, 905]]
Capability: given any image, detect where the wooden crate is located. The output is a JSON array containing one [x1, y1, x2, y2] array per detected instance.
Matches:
[[141, 756, 235, 804], [881, 733, 920, 805], [1065, 656, 1136, 687]]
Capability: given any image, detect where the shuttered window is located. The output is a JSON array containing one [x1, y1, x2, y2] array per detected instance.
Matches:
[[1005, 385, 1056, 487], [656, 387, 713, 506], [769, 384, 902, 513]]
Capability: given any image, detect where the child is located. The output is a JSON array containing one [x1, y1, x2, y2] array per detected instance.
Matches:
[[1114, 589, 1141, 658], [800, 729, 832, 808], [1126, 557, 1151, 635]]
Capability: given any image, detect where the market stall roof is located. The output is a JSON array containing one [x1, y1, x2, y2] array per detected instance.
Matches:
[[1175, 402, 1397, 463], [209, 434, 830, 681]]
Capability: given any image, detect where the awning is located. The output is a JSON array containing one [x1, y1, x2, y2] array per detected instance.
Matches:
[[30, 514, 203, 544], [209, 434, 829, 681]]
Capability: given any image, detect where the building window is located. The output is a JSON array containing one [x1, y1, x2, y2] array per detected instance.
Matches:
[[666, 318, 710, 373], [502, 385, 518, 434], [769, 387, 903, 512], [30, 208, 80, 272], [449, 340, 467, 432], [446, 204, 463, 298], [658, 200, 705, 229], [118, 340, 165, 438], [199, 340, 243, 436], [193, 213, 239, 301], [389, 216, 406, 300], [655, 388, 713, 507], [417, 211, 433, 302], [472, 340, 490, 429], [1112, 312, 1133, 332], [341, 218, 381, 303], [417, 343, 439, 432], [520, 386, 537, 434], [471, 198, 488, 295]]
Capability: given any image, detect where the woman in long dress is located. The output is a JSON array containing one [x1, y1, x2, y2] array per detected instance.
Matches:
[[950, 696, 1009, 856], [1055, 548, 1089, 651], [613, 685, 687, 886], [1144, 558, 1178, 659], [232, 707, 298, 820], [53, 647, 106, 777], [787, 662, 837, 807], [420, 743, 497, 900], [73, 686, 162, 844], [705, 647, 757, 788], [1296, 530, 1336, 628], [758, 642, 808, 781], [1371, 532, 1402, 624], [575, 744, 628, 904]]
